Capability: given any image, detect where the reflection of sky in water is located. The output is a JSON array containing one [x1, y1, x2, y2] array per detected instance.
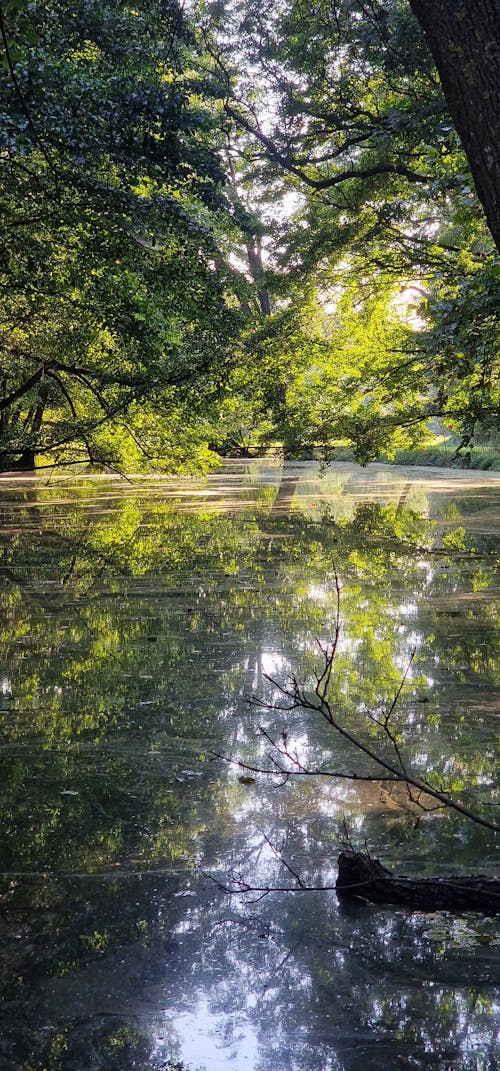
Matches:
[[169, 996, 259, 1070], [144, 881, 500, 1071], [260, 650, 287, 678]]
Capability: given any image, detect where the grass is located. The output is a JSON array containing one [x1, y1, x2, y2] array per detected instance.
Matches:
[[387, 442, 500, 471], [323, 439, 500, 471]]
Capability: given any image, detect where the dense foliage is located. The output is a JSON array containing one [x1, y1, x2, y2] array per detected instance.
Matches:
[[0, 0, 241, 470], [0, 0, 498, 470], [203, 0, 499, 460]]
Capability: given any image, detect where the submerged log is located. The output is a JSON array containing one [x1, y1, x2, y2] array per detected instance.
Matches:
[[336, 851, 500, 915]]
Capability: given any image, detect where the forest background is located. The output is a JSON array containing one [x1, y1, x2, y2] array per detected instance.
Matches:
[[0, 0, 499, 475]]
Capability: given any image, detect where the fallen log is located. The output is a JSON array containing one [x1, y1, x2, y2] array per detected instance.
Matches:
[[336, 851, 500, 915]]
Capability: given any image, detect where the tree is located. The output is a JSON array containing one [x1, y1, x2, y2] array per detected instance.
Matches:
[[1, 0, 498, 468], [408, 0, 500, 254], [202, 0, 499, 460], [0, 0, 242, 470]]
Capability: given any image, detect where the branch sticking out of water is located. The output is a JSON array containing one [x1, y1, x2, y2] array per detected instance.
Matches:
[[253, 641, 500, 833], [216, 564, 499, 835], [204, 838, 500, 915]]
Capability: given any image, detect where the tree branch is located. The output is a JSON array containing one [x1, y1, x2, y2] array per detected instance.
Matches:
[[223, 103, 431, 190], [233, 563, 500, 834]]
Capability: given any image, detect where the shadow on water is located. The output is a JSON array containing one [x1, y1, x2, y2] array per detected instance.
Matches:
[[0, 460, 498, 1070]]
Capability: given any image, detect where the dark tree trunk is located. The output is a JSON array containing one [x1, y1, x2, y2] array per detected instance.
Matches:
[[9, 388, 48, 471], [336, 851, 500, 915], [12, 448, 37, 471], [409, 0, 500, 253]]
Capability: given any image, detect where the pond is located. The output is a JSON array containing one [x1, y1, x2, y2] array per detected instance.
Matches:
[[0, 460, 498, 1071]]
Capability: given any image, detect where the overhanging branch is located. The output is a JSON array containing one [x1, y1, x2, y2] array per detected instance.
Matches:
[[224, 103, 431, 190]]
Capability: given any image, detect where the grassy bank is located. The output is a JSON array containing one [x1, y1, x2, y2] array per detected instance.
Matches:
[[386, 443, 500, 471], [322, 441, 500, 470]]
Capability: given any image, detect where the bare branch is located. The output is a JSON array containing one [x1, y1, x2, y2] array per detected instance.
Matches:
[[243, 570, 499, 833], [203, 830, 337, 901], [260, 656, 500, 832]]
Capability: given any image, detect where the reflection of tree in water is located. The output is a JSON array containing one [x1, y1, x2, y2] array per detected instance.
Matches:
[[4, 870, 497, 1071], [0, 871, 190, 1070], [187, 887, 499, 1071], [0, 470, 498, 1070]]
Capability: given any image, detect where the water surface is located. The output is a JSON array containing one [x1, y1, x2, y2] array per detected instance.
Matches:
[[0, 461, 499, 1070]]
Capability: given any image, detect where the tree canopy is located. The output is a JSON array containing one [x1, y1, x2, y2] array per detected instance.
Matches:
[[0, 0, 498, 471], [0, 0, 242, 470]]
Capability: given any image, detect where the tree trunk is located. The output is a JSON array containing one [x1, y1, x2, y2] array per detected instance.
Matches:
[[409, 0, 500, 253], [336, 851, 500, 915], [246, 238, 272, 316], [225, 155, 272, 315], [11, 388, 48, 471], [12, 448, 37, 471]]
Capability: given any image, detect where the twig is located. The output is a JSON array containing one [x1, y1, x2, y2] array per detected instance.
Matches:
[[241, 563, 499, 833], [263, 659, 500, 833]]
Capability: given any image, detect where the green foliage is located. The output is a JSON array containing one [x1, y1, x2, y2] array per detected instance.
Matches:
[[203, 0, 499, 462], [212, 275, 432, 462], [0, 0, 497, 469], [389, 442, 500, 471], [0, 0, 241, 470], [418, 261, 500, 444]]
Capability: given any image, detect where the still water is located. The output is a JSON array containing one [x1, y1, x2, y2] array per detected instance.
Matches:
[[0, 460, 498, 1071]]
